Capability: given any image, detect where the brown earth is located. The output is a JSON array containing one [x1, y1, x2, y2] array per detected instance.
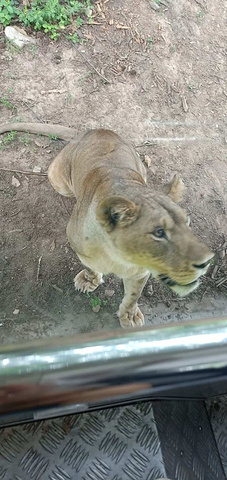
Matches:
[[0, 0, 226, 344]]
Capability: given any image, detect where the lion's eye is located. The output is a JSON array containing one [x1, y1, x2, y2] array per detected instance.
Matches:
[[152, 227, 167, 239]]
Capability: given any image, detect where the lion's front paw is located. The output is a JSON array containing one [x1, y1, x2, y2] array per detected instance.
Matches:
[[118, 304, 145, 328], [74, 269, 103, 293]]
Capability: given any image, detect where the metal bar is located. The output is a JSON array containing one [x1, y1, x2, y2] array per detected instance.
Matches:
[[0, 317, 227, 424]]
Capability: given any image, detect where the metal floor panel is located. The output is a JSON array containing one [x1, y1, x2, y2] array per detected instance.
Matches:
[[0, 400, 226, 480], [0, 402, 166, 480], [153, 400, 226, 480], [207, 395, 227, 478]]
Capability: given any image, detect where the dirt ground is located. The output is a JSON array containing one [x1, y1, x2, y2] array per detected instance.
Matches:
[[0, 0, 226, 344]]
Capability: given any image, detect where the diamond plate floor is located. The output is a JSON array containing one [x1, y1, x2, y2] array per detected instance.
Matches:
[[0, 402, 166, 480], [207, 395, 227, 478], [154, 400, 226, 480], [0, 400, 226, 480]]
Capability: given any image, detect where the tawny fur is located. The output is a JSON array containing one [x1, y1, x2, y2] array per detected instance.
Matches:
[[0, 123, 213, 328]]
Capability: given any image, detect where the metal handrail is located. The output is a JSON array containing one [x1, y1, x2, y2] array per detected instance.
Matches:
[[0, 317, 227, 425]]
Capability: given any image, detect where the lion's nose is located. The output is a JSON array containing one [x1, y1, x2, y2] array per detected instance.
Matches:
[[193, 259, 212, 269]]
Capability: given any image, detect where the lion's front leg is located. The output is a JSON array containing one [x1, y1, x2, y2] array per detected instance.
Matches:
[[118, 273, 150, 328]]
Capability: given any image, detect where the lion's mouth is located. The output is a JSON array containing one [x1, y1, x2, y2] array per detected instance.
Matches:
[[159, 274, 198, 288]]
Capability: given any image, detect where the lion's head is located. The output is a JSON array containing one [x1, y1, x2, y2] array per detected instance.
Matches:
[[96, 175, 213, 296]]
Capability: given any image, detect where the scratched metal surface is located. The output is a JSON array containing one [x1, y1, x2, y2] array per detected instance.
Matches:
[[206, 395, 227, 477], [0, 402, 166, 480], [153, 400, 226, 480]]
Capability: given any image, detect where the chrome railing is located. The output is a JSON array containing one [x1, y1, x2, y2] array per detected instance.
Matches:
[[0, 317, 227, 426]]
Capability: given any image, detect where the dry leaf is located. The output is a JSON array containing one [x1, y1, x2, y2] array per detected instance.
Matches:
[[12, 176, 20, 187], [144, 155, 152, 167]]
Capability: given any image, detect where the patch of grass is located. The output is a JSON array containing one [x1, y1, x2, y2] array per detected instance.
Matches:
[[90, 296, 102, 309], [0, 95, 16, 110], [48, 133, 59, 140], [6, 39, 21, 54], [1, 130, 17, 149], [19, 133, 30, 146], [65, 32, 79, 43], [12, 116, 23, 122], [0, 0, 93, 41], [29, 44, 37, 55], [89, 296, 108, 309]]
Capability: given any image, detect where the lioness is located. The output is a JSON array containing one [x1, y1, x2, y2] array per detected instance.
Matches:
[[0, 123, 213, 328]]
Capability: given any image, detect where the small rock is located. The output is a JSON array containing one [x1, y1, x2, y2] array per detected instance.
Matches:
[[144, 155, 152, 167], [13, 309, 19, 315], [12, 176, 20, 187], [92, 305, 101, 313], [5, 26, 35, 49], [32, 166, 42, 173], [105, 289, 115, 297]]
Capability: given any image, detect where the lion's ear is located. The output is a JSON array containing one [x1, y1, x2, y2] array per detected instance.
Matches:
[[96, 196, 140, 232], [163, 175, 186, 203]]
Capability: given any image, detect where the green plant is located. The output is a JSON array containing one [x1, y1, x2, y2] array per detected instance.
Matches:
[[48, 133, 59, 140], [1, 130, 17, 149], [66, 32, 79, 43], [0, 0, 93, 41], [12, 116, 23, 122], [0, 96, 16, 110], [90, 296, 102, 309], [19, 133, 30, 146], [29, 44, 37, 55], [89, 296, 108, 309], [6, 39, 21, 54]]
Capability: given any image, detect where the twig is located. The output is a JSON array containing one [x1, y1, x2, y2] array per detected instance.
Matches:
[[37, 255, 42, 281], [0, 167, 47, 176], [75, 47, 111, 84], [136, 142, 157, 147]]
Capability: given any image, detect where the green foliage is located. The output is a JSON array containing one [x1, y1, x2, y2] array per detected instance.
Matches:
[[0, 95, 16, 110], [66, 32, 79, 43], [1, 131, 17, 149], [48, 133, 59, 140], [0, 0, 92, 40], [89, 296, 108, 309], [19, 133, 30, 146], [90, 296, 102, 309]]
